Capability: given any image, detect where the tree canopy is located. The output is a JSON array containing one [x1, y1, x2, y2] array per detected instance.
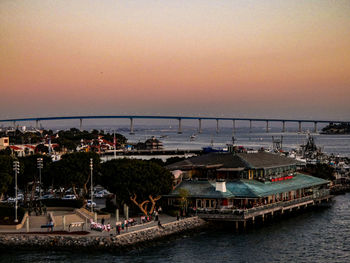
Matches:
[[101, 159, 173, 215], [49, 152, 100, 198], [0, 155, 13, 200]]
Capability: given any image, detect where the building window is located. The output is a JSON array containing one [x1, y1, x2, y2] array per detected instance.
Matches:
[[206, 200, 210, 208]]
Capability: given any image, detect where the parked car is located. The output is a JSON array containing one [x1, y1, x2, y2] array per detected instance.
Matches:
[[94, 189, 111, 198], [87, 200, 96, 207], [62, 194, 77, 200], [40, 194, 54, 200], [94, 192, 104, 198]]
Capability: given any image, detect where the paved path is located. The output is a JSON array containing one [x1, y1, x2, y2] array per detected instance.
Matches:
[[0, 213, 178, 237]]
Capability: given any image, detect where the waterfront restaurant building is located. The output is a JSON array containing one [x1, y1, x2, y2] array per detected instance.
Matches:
[[166, 151, 331, 222]]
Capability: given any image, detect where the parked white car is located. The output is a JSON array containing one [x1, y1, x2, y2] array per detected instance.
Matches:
[[94, 189, 111, 198], [87, 200, 96, 207], [94, 192, 104, 198], [62, 194, 77, 200]]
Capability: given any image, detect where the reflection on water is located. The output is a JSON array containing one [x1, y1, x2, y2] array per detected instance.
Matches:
[[2, 194, 350, 263]]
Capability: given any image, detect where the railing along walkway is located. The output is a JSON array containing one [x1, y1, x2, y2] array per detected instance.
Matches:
[[194, 191, 330, 221]]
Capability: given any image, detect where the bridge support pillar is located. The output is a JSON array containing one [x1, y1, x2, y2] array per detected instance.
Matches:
[[262, 214, 265, 223], [13, 121, 16, 129], [36, 120, 39, 130], [282, 121, 286, 133], [298, 121, 302, 133], [249, 120, 252, 133], [243, 220, 246, 229], [252, 216, 255, 225], [314, 122, 318, 133], [235, 221, 239, 231], [216, 119, 219, 134], [79, 118, 83, 131], [178, 118, 182, 134], [266, 121, 269, 133], [232, 120, 236, 133], [129, 118, 135, 135], [198, 119, 202, 134]]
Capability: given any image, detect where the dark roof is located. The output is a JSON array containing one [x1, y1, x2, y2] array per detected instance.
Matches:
[[166, 152, 298, 170], [237, 152, 298, 169], [166, 153, 247, 170], [168, 173, 329, 198]]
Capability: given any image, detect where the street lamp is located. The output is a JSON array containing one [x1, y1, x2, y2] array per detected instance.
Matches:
[[37, 157, 43, 199], [90, 158, 93, 212], [13, 160, 20, 223]]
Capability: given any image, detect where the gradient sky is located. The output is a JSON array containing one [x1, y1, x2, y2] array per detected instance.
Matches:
[[1, 0, 350, 120]]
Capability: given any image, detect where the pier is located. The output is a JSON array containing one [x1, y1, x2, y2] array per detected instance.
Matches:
[[194, 189, 332, 227]]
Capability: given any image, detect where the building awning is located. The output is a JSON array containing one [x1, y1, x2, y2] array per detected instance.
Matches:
[[217, 167, 245, 172], [168, 173, 329, 199]]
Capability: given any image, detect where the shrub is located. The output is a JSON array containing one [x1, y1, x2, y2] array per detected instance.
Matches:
[[0, 204, 26, 225]]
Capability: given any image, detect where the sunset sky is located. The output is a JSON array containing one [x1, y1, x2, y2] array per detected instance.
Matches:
[[1, 0, 350, 121]]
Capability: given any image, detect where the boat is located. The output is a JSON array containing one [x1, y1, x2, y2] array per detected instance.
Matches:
[[190, 134, 197, 141]]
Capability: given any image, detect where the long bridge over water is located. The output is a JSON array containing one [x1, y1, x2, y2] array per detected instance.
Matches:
[[0, 115, 348, 134]]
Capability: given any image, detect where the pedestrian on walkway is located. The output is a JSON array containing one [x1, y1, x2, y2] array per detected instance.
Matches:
[[101, 218, 105, 225]]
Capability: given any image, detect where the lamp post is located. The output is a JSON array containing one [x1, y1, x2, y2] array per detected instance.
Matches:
[[90, 158, 93, 212], [37, 157, 43, 199], [13, 160, 20, 223]]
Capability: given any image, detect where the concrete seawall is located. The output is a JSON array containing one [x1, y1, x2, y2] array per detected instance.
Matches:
[[0, 217, 207, 251]]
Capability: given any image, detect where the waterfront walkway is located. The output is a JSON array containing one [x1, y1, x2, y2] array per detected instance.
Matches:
[[0, 214, 177, 237]]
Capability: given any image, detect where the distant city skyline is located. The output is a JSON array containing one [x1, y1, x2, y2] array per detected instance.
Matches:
[[1, 0, 349, 120]]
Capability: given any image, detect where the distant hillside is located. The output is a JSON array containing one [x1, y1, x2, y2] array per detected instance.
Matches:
[[321, 123, 350, 134]]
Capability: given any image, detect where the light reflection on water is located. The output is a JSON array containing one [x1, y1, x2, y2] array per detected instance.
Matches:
[[1, 194, 350, 263]]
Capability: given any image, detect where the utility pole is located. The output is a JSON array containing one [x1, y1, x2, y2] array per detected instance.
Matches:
[[90, 158, 94, 212], [13, 160, 20, 223], [37, 157, 43, 199]]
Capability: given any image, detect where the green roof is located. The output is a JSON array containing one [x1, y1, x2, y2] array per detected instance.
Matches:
[[169, 173, 329, 198]]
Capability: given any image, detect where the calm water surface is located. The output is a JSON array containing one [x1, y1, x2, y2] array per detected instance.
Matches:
[[1, 194, 350, 263]]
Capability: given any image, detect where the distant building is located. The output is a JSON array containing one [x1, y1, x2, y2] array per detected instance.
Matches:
[[145, 136, 163, 150]]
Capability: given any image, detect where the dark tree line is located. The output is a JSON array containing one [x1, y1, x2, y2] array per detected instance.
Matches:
[[0, 152, 173, 216]]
